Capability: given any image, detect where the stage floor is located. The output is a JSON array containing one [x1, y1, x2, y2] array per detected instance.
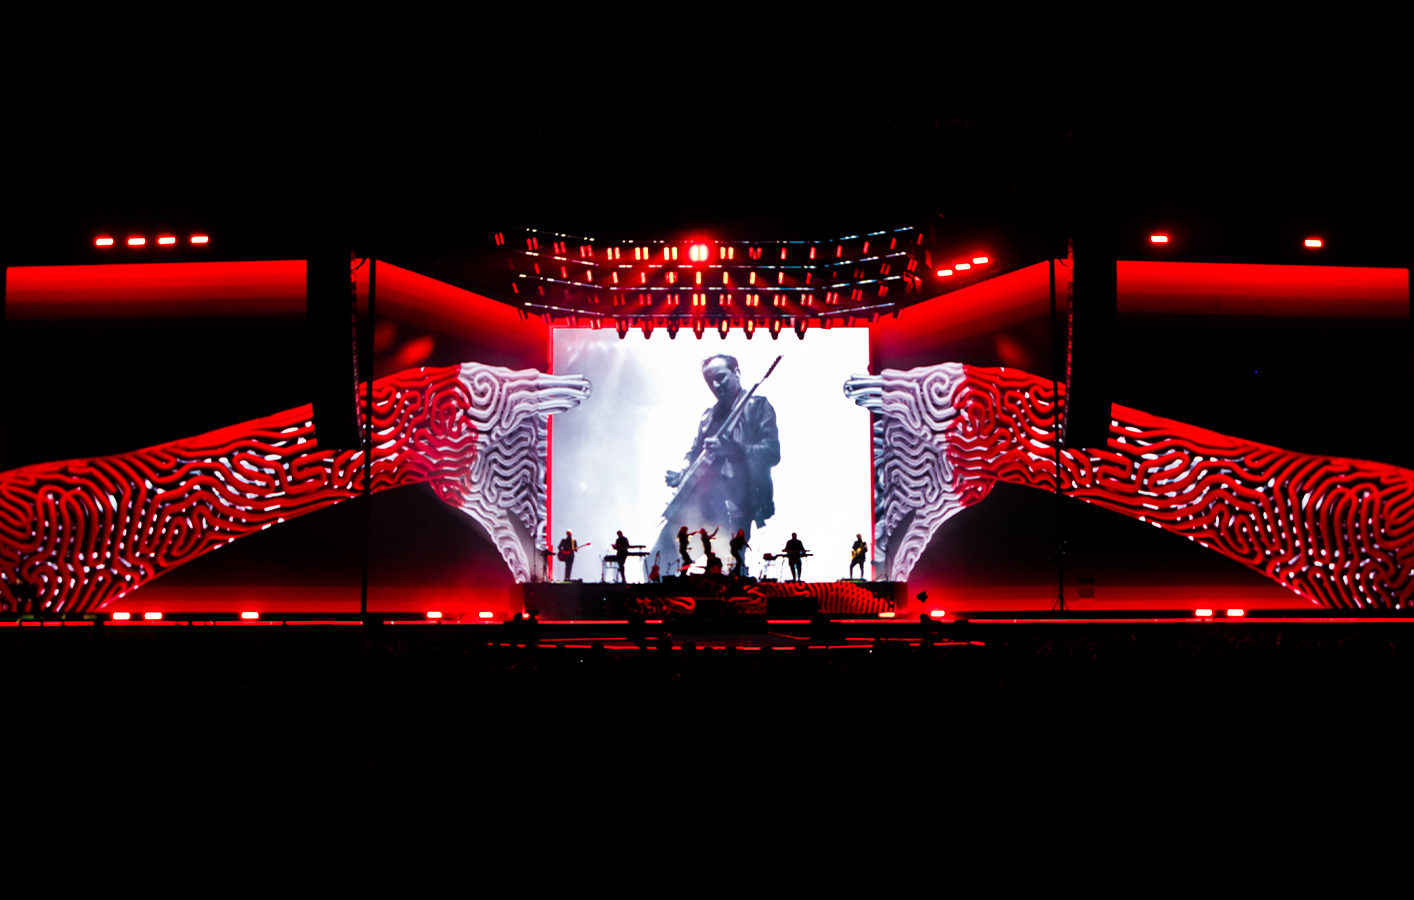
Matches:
[[519, 578, 906, 619]]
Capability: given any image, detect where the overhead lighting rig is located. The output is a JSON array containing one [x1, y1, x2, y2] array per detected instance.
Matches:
[[493, 225, 998, 337]]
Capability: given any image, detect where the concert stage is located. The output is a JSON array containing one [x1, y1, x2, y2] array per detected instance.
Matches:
[[519, 578, 905, 620]]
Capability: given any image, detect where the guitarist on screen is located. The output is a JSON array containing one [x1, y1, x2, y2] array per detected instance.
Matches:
[[654, 354, 781, 568]]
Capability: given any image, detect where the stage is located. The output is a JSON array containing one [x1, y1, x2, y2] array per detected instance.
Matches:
[[519, 578, 906, 619]]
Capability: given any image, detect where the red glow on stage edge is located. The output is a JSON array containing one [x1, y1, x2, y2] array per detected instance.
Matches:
[[1150, 235, 1169, 244], [240, 611, 259, 620], [1194, 608, 1214, 618], [95, 237, 115, 247], [143, 611, 162, 620], [478, 611, 494, 619], [127, 237, 146, 247], [190, 234, 209, 244], [426, 611, 443, 619], [1304, 238, 1323, 248], [1227, 608, 1246, 617], [111, 612, 131, 621]]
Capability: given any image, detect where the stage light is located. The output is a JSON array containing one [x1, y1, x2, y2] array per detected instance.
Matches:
[[718, 319, 730, 338], [95, 237, 115, 247], [615, 318, 630, 340], [426, 611, 443, 619], [1194, 608, 1214, 618], [1304, 238, 1323, 248], [478, 611, 494, 619], [190, 235, 209, 244], [936, 269, 953, 277], [769, 318, 782, 340], [666, 320, 680, 339], [641, 320, 654, 339], [693, 320, 706, 339], [928, 609, 946, 618], [690, 243, 709, 261], [878, 611, 896, 618], [143, 612, 162, 620], [794, 318, 807, 340], [1226, 608, 1246, 617], [955, 263, 971, 271], [240, 611, 259, 620], [127, 237, 146, 246], [743, 319, 755, 339], [111, 612, 131, 621], [972, 256, 989, 264], [157, 236, 177, 245], [1150, 234, 1169, 244]]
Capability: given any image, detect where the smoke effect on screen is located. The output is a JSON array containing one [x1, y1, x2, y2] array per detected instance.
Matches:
[[551, 330, 873, 582]]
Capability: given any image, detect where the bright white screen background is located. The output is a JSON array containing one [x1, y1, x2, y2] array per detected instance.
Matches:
[[551, 328, 872, 582]]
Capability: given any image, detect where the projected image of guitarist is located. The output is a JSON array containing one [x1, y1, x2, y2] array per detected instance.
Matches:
[[654, 354, 781, 567]]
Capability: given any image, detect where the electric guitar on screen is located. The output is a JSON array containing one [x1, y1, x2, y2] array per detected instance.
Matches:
[[662, 355, 782, 524]]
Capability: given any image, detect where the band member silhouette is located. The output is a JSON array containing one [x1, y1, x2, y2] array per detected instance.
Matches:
[[612, 530, 630, 583], [677, 525, 694, 574], [653, 354, 780, 569], [783, 532, 807, 582], [697, 526, 719, 558], [729, 528, 750, 577], [558, 531, 580, 581], [850, 533, 868, 580]]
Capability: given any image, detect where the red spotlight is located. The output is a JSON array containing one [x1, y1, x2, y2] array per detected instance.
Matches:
[[1304, 238, 1323, 248], [1150, 234, 1169, 244], [1194, 608, 1214, 618], [157, 236, 177, 245], [927, 609, 946, 618], [955, 263, 971, 271], [426, 611, 443, 619], [190, 234, 209, 245], [143, 611, 163, 620], [111, 612, 132, 621], [94, 237, 115, 247], [971, 256, 989, 265], [1226, 608, 1246, 617], [878, 611, 896, 618], [477, 611, 495, 619], [240, 611, 259, 620], [936, 269, 953, 277], [127, 237, 146, 247]]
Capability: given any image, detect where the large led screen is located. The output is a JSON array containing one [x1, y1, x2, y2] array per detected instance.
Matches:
[[550, 329, 872, 583]]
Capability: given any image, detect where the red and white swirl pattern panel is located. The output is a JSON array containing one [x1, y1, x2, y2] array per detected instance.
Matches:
[[848, 364, 1414, 609], [0, 364, 589, 613]]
